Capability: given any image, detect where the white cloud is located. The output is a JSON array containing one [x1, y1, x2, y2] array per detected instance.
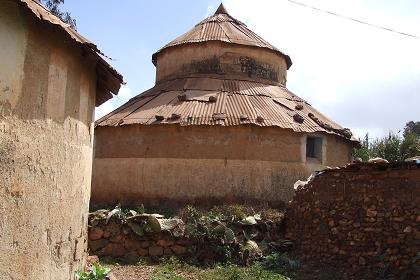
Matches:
[[224, 0, 420, 139], [94, 86, 134, 120]]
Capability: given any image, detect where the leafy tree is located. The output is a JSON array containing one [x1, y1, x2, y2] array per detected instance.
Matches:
[[353, 133, 371, 161], [353, 133, 372, 161], [353, 121, 420, 163], [403, 121, 420, 138], [41, 0, 76, 30], [401, 121, 420, 159], [371, 132, 404, 163]]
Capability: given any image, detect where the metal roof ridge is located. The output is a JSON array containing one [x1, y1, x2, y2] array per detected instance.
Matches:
[[214, 3, 228, 15]]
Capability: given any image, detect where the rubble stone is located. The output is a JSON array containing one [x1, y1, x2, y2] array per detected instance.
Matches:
[[149, 246, 164, 256], [286, 162, 420, 278], [89, 227, 104, 241], [89, 239, 109, 252], [171, 245, 187, 255]]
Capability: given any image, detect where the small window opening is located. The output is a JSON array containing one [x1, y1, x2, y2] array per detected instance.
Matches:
[[306, 136, 323, 161]]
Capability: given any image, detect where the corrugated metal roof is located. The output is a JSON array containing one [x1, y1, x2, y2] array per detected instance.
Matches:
[[96, 77, 356, 142], [152, 4, 292, 69], [16, 0, 123, 105]]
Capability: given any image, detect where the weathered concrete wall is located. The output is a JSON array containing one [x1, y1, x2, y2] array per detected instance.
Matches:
[[92, 125, 352, 207], [286, 162, 420, 279], [155, 41, 288, 85], [0, 3, 96, 279]]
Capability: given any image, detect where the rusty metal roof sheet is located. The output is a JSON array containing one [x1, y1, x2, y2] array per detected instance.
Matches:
[[17, 0, 123, 105], [96, 77, 356, 142], [152, 4, 292, 69]]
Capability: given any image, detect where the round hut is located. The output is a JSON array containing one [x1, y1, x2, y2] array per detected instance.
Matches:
[[0, 1, 122, 279], [93, 4, 357, 206]]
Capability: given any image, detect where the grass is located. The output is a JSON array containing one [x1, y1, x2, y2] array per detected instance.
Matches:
[[150, 257, 291, 280], [199, 263, 291, 280], [105, 256, 348, 280]]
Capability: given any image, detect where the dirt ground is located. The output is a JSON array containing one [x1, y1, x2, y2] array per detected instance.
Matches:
[[108, 264, 156, 280]]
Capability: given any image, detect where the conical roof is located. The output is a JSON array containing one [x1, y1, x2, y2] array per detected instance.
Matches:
[[152, 4, 292, 69], [96, 76, 355, 141], [97, 4, 355, 142]]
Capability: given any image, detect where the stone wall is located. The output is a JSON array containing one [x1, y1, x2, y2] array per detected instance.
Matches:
[[88, 219, 189, 261], [286, 162, 420, 278], [0, 3, 96, 279], [87, 206, 286, 264], [92, 125, 353, 207]]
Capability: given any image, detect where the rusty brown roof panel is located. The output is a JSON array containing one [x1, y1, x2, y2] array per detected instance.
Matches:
[[202, 22, 225, 40], [152, 4, 292, 69], [273, 97, 295, 111], [123, 91, 180, 125], [225, 94, 257, 125], [96, 77, 356, 142], [184, 90, 218, 101], [222, 79, 240, 93], [17, 0, 123, 106], [96, 95, 156, 127]]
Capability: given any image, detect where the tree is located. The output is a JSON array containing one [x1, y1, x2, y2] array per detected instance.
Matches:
[[401, 121, 420, 158], [371, 132, 404, 163], [353, 133, 371, 161], [353, 121, 420, 163], [41, 0, 76, 30], [403, 121, 420, 138]]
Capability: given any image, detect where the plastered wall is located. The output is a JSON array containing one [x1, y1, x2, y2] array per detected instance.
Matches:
[[155, 41, 288, 85], [92, 125, 352, 207], [0, 3, 96, 279]]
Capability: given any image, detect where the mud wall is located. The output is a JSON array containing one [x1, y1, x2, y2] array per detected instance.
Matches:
[[155, 41, 288, 85], [92, 125, 352, 207], [286, 162, 420, 278], [0, 3, 96, 279]]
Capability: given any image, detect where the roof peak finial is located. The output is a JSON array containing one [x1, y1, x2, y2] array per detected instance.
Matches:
[[215, 3, 228, 15]]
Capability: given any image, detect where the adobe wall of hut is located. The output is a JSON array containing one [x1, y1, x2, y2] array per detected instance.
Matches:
[[0, 1, 122, 279], [155, 41, 288, 85], [91, 125, 352, 207]]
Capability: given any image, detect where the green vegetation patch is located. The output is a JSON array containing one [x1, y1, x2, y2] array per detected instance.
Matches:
[[151, 257, 292, 280]]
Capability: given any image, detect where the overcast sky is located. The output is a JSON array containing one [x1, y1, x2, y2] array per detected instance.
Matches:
[[63, 0, 420, 139]]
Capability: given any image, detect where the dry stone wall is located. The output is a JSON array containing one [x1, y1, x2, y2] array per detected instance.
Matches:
[[286, 162, 420, 279], [87, 206, 287, 265], [88, 219, 190, 261]]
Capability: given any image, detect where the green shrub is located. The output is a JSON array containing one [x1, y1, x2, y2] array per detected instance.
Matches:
[[75, 263, 110, 280], [263, 252, 300, 273], [353, 121, 420, 163]]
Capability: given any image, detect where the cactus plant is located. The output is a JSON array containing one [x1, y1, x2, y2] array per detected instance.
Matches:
[[127, 222, 145, 236]]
